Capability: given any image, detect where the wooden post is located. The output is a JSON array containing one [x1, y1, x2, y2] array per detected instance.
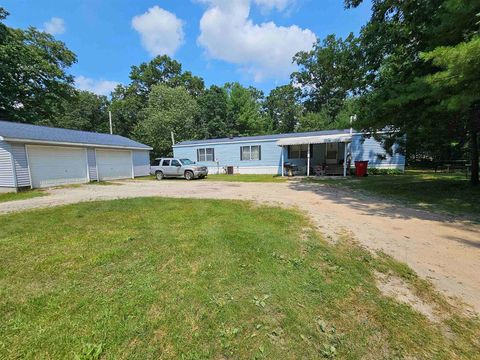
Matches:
[[307, 143, 310, 177]]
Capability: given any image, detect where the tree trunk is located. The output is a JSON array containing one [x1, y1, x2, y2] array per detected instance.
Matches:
[[470, 110, 479, 185]]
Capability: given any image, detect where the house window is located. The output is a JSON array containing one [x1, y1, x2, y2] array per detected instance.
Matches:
[[240, 145, 261, 160], [289, 144, 308, 159], [197, 148, 215, 162]]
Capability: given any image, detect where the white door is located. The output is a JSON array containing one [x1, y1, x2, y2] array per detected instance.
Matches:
[[28, 145, 88, 188], [96, 149, 132, 180]]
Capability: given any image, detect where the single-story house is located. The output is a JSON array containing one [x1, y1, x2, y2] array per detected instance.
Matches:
[[173, 129, 405, 176], [0, 120, 152, 192]]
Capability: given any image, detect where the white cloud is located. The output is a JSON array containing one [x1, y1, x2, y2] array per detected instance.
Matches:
[[132, 6, 185, 56], [43, 17, 66, 35], [75, 76, 119, 96], [197, 0, 316, 82]]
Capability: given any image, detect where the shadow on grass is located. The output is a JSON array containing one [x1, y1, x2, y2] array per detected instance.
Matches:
[[289, 180, 479, 226], [295, 172, 480, 223]]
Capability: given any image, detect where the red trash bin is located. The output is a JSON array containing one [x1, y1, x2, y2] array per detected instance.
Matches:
[[355, 161, 369, 177]]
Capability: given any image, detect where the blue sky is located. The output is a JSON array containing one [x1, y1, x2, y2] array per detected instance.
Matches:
[[3, 0, 371, 95]]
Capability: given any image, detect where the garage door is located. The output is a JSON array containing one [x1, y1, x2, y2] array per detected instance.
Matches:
[[28, 145, 88, 188], [96, 149, 132, 180]]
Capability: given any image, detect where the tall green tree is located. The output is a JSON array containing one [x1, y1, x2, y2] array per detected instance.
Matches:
[[109, 84, 145, 137], [0, 7, 77, 123], [296, 98, 355, 132], [421, 35, 480, 184], [196, 85, 230, 139], [48, 90, 110, 133], [344, 0, 480, 184], [225, 82, 270, 136], [128, 55, 204, 99], [134, 85, 199, 157], [291, 33, 363, 119], [109, 55, 205, 140], [265, 85, 301, 133]]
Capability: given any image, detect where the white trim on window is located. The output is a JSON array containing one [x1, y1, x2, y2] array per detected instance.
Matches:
[[240, 145, 261, 161], [197, 147, 215, 162]]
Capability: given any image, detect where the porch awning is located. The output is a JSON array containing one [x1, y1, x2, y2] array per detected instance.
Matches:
[[276, 133, 352, 146]]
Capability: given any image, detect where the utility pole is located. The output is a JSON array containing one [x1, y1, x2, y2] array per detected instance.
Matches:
[[108, 111, 113, 134], [171, 131, 175, 145], [350, 114, 357, 135]]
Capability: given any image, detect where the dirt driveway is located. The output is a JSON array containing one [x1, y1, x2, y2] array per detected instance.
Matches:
[[1, 179, 479, 313]]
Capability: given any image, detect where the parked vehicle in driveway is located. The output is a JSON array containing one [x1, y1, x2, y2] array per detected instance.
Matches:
[[150, 158, 208, 180]]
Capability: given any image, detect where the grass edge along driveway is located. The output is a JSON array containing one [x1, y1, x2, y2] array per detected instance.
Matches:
[[135, 174, 288, 183], [306, 170, 480, 220], [1, 197, 479, 359], [0, 189, 45, 204]]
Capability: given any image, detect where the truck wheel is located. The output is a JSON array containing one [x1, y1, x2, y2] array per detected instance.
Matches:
[[185, 170, 194, 180], [155, 171, 164, 180]]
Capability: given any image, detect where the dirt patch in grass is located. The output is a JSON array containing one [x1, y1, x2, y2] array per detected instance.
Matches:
[[375, 271, 440, 322]]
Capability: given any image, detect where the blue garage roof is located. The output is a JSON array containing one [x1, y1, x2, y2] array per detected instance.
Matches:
[[174, 129, 352, 146], [0, 120, 152, 150]]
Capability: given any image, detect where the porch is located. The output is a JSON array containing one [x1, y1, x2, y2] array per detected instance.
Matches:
[[277, 133, 352, 177]]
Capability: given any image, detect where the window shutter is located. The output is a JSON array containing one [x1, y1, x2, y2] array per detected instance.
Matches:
[[258, 146, 261, 160], [287, 145, 290, 159], [197, 149, 199, 162], [240, 147, 243, 160], [212, 148, 215, 162]]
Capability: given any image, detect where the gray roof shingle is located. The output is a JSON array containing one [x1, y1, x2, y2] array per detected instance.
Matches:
[[0, 120, 152, 150], [174, 129, 352, 146]]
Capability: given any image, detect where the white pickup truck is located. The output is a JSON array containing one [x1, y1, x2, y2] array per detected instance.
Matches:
[[150, 158, 208, 180]]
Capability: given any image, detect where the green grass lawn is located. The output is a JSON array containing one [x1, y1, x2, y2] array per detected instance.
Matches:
[[307, 170, 480, 219], [0, 198, 478, 359], [0, 189, 45, 204], [134, 174, 288, 182]]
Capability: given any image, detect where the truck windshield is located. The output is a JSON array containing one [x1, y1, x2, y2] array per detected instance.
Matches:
[[180, 159, 195, 165]]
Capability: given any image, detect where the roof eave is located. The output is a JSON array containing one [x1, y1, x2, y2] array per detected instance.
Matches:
[[173, 137, 289, 147], [276, 134, 354, 146], [173, 130, 359, 147], [2, 137, 153, 151]]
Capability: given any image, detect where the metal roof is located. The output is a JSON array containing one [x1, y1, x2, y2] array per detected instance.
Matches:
[[0, 120, 152, 150], [276, 133, 353, 146], [174, 129, 352, 147]]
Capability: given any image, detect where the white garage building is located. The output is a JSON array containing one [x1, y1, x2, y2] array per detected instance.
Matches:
[[0, 120, 152, 192]]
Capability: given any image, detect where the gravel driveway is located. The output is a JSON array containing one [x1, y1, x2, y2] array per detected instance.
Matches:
[[1, 179, 479, 313]]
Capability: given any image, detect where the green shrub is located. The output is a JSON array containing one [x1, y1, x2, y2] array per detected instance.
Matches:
[[367, 168, 404, 175], [349, 167, 403, 176]]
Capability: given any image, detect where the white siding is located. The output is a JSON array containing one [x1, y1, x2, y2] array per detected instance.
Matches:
[[87, 148, 98, 181], [96, 149, 133, 180], [351, 134, 406, 170], [132, 150, 150, 177], [0, 140, 15, 187], [27, 145, 88, 188], [11, 143, 31, 187], [174, 140, 284, 175]]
